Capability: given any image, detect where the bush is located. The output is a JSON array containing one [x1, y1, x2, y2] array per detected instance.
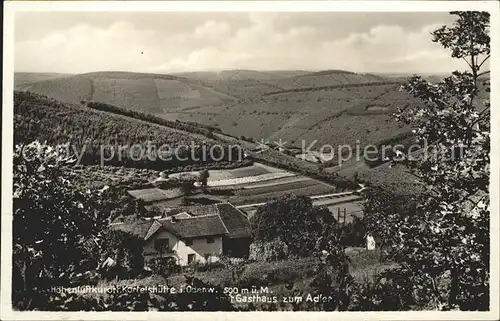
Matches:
[[249, 239, 289, 262], [158, 159, 253, 175], [349, 268, 419, 311], [250, 195, 334, 256], [185, 260, 226, 273], [341, 216, 366, 247], [237, 257, 319, 289], [147, 257, 180, 276]]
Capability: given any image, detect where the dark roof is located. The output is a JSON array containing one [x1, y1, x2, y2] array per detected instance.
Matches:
[[144, 220, 163, 240], [109, 203, 251, 240], [184, 204, 219, 216], [159, 215, 228, 239], [174, 212, 193, 219], [145, 203, 218, 216], [216, 203, 252, 238], [144, 200, 181, 212], [110, 221, 153, 239]]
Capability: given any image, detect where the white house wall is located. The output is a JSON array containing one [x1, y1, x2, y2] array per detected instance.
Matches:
[[177, 235, 223, 265], [143, 230, 223, 266]]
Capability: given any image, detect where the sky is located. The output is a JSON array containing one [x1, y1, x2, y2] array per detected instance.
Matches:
[[14, 11, 468, 74]]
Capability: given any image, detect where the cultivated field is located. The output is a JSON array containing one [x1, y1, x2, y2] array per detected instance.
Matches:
[[140, 162, 348, 211], [168, 162, 276, 182]]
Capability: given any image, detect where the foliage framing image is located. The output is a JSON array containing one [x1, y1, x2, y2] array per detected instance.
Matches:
[[363, 11, 490, 310], [10, 11, 491, 312]]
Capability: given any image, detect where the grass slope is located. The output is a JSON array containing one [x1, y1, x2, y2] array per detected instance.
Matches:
[[171, 82, 418, 154]]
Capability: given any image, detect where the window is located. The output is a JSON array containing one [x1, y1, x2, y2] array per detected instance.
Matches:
[[187, 254, 196, 264], [185, 239, 193, 246], [206, 236, 215, 244], [154, 238, 169, 253]]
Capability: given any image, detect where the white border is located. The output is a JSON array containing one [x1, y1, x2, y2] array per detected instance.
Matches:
[[2, 1, 499, 320]]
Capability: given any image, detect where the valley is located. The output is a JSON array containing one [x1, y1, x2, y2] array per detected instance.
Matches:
[[15, 69, 422, 191]]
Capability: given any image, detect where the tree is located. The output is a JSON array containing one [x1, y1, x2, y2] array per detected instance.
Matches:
[[179, 179, 195, 196], [12, 141, 106, 308], [180, 196, 190, 206], [361, 187, 418, 261], [284, 222, 354, 311], [310, 224, 353, 311], [198, 169, 210, 192], [250, 195, 334, 256], [94, 229, 145, 279], [364, 11, 490, 310], [432, 11, 490, 83]]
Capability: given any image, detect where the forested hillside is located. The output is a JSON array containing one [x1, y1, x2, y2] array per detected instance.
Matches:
[[14, 91, 240, 170]]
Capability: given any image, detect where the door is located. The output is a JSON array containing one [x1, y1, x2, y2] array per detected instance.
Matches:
[[187, 254, 196, 264]]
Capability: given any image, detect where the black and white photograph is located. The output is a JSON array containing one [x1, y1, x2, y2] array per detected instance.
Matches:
[[1, 1, 499, 319]]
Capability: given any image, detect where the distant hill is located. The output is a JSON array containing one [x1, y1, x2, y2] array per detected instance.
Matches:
[[264, 71, 391, 90], [172, 70, 314, 99], [172, 69, 312, 82], [372, 72, 459, 83], [14, 72, 72, 86], [15, 71, 237, 115]]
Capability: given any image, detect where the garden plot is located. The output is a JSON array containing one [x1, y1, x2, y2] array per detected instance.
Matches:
[[208, 172, 296, 187], [201, 162, 339, 199], [236, 179, 324, 196], [168, 163, 274, 181], [164, 161, 344, 208], [206, 162, 298, 187], [207, 164, 271, 181], [169, 162, 298, 187], [228, 182, 337, 206], [240, 175, 311, 189]]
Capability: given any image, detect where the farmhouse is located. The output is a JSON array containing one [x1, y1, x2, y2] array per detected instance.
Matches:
[[110, 203, 252, 266]]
